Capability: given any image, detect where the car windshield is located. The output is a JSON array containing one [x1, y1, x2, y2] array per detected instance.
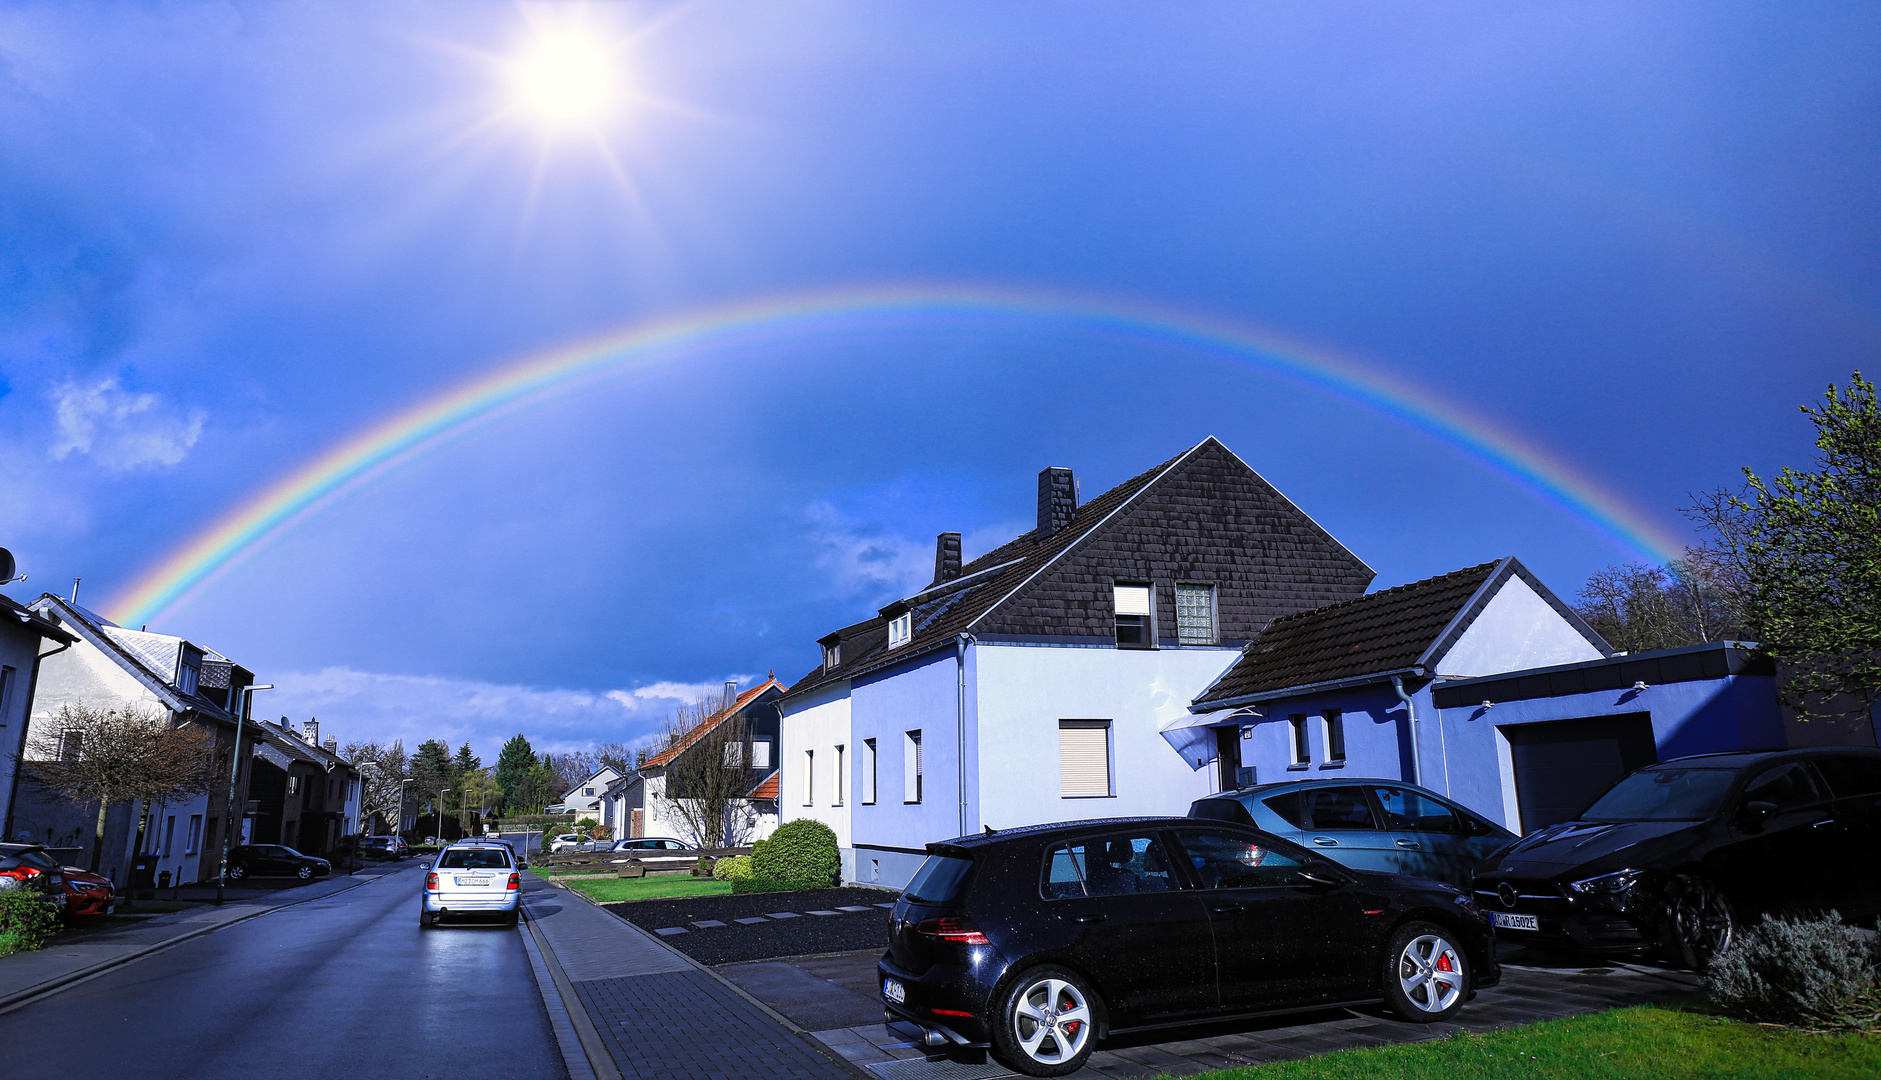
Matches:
[[904, 855, 973, 904], [1581, 768, 1737, 821], [438, 849, 512, 870]]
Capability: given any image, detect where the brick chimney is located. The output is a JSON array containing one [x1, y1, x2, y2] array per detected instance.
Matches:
[[723, 680, 738, 714], [1037, 467, 1077, 537], [302, 718, 319, 746], [932, 532, 962, 585], [324, 736, 338, 754]]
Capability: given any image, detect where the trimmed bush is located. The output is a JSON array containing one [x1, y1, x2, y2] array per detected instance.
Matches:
[[576, 817, 599, 831], [713, 855, 754, 882], [1704, 911, 1880, 1028], [751, 819, 839, 888], [0, 890, 60, 954], [691, 856, 716, 877]]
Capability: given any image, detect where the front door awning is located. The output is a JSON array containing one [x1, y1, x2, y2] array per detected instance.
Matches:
[[1158, 709, 1261, 770]]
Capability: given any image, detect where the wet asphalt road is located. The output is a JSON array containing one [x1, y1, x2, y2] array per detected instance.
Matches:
[[0, 862, 564, 1080]]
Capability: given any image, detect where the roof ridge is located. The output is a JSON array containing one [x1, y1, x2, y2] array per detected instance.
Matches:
[[1259, 559, 1502, 630]]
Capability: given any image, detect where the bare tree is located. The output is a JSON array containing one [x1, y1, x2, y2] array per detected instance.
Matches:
[[1573, 549, 1746, 655], [650, 696, 759, 849], [21, 703, 215, 891], [340, 739, 409, 834]]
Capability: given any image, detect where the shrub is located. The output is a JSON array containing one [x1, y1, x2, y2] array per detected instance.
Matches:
[[732, 875, 819, 894], [1704, 911, 1880, 1028], [0, 890, 61, 954], [713, 855, 754, 882], [543, 823, 572, 841], [691, 856, 716, 877], [576, 817, 598, 831], [751, 819, 839, 888]]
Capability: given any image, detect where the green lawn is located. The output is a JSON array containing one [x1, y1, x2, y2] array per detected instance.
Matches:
[[551, 874, 732, 903], [1193, 1005, 1879, 1080]]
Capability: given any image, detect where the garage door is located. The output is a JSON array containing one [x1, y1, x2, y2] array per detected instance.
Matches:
[[1506, 714, 1657, 833]]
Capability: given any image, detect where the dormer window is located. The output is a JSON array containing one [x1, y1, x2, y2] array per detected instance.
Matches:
[[888, 612, 912, 649], [177, 658, 200, 696], [822, 641, 840, 669]]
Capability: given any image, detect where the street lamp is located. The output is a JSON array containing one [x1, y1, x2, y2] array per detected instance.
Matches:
[[351, 761, 378, 876], [216, 683, 273, 906], [439, 788, 450, 844]]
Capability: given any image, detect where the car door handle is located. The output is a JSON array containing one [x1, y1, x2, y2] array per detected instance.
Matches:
[[1813, 818, 1837, 829], [1076, 914, 1107, 924], [1311, 837, 1339, 846], [1395, 839, 1421, 849], [1209, 905, 1244, 914]]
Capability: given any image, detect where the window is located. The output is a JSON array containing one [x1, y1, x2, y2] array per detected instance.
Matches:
[[1371, 786, 1464, 834], [1113, 584, 1152, 647], [1322, 710, 1346, 763], [888, 611, 912, 649], [822, 641, 840, 669], [803, 750, 814, 805], [751, 739, 772, 769], [584, 786, 595, 796], [1175, 584, 1216, 645], [1058, 720, 1113, 797], [287, 775, 300, 795], [1041, 835, 1176, 899], [177, 660, 199, 696], [722, 742, 743, 768], [862, 739, 877, 804], [834, 745, 845, 805], [1288, 715, 1309, 766], [904, 730, 923, 803], [0, 666, 13, 721], [162, 816, 177, 857], [186, 815, 203, 854], [1177, 828, 1309, 889], [1740, 762, 1829, 814], [60, 730, 83, 761], [1304, 787, 1378, 830]]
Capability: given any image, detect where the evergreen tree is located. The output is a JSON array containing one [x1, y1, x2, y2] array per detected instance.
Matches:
[[494, 734, 535, 808], [451, 742, 481, 774], [410, 738, 454, 811]]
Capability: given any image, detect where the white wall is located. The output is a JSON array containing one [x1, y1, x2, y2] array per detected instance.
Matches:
[[1434, 576, 1603, 677], [779, 679, 853, 846]]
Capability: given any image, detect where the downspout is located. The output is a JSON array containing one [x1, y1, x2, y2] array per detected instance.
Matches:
[[955, 634, 972, 837], [1390, 674, 1422, 787]]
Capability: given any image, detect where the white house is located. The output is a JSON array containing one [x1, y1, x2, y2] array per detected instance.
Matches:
[[548, 765, 624, 817]]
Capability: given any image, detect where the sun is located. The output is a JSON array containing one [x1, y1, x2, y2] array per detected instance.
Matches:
[[507, 27, 625, 128]]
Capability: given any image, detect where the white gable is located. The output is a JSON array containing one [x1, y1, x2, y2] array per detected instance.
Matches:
[[1432, 573, 1603, 678]]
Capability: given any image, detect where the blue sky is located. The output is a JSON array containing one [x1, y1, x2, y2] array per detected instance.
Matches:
[[3, 2, 1877, 761]]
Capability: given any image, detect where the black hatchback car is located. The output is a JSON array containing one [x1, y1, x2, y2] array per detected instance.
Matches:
[[227, 844, 331, 881], [1473, 747, 1881, 968], [879, 817, 1497, 1077]]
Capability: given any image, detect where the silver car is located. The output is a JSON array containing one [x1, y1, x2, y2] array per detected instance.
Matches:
[[421, 842, 521, 927]]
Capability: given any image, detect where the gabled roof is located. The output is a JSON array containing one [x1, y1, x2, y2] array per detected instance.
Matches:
[[746, 771, 779, 800], [786, 437, 1370, 699], [28, 593, 245, 724], [602, 773, 642, 799], [1191, 557, 1608, 709], [0, 592, 75, 646], [641, 677, 787, 770]]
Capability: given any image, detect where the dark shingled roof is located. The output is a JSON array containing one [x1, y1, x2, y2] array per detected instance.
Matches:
[[1191, 560, 1505, 707], [784, 437, 1374, 699]]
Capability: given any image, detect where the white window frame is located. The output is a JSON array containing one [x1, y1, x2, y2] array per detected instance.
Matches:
[[751, 739, 772, 769], [823, 642, 840, 669], [803, 749, 814, 806], [888, 612, 912, 649], [834, 744, 845, 806], [1113, 583, 1153, 648], [1322, 710, 1346, 763], [186, 814, 203, 854], [1058, 720, 1114, 798], [1175, 583, 1217, 645], [1288, 714, 1310, 766], [862, 738, 877, 804], [904, 730, 923, 803]]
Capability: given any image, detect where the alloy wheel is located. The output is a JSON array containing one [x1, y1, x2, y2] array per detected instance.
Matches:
[[1011, 976, 1092, 1067], [1397, 933, 1464, 1014], [1665, 875, 1734, 967]]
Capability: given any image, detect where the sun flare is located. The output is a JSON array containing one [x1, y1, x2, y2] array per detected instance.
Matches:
[[508, 30, 623, 127]]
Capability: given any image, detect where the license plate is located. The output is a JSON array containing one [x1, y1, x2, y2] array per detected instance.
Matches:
[[1491, 912, 1538, 931], [883, 978, 906, 1005], [455, 876, 491, 887]]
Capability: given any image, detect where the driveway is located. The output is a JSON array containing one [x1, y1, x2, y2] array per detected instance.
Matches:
[[719, 940, 1702, 1079]]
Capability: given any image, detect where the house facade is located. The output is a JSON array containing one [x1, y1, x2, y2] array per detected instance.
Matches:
[[0, 593, 77, 834], [780, 438, 1377, 889], [638, 678, 785, 846], [550, 765, 624, 817], [246, 717, 362, 857]]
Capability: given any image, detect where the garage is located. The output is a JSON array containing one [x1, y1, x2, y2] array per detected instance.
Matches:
[[1505, 714, 1657, 832]]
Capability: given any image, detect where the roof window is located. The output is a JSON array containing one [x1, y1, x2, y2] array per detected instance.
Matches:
[[888, 611, 912, 649]]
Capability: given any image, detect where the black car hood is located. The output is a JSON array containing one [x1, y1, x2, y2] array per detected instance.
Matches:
[[1488, 819, 1695, 876]]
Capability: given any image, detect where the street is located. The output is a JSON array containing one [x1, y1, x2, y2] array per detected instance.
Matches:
[[0, 864, 563, 1080]]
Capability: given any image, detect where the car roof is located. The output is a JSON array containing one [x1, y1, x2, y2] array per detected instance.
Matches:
[[1645, 747, 1881, 770], [932, 816, 1194, 853]]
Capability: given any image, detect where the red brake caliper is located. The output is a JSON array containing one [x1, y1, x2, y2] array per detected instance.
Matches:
[[1436, 954, 1453, 973]]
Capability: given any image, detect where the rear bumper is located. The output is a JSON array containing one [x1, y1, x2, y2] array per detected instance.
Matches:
[[424, 892, 520, 913], [878, 957, 994, 1047]]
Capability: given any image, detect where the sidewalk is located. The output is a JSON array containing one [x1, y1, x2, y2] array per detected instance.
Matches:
[[520, 876, 859, 1080], [0, 864, 407, 1011]]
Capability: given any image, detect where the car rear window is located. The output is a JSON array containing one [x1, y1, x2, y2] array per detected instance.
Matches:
[[1814, 755, 1881, 798], [1189, 798, 1256, 827], [14, 850, 58, 871], [903, 855, 973, 904], [1582, 767, 1736, 821], [438, 848, 512, 870], [1305, 787, 1378, 830]]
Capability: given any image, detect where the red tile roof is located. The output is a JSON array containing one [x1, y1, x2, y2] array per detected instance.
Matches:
[[640, 677, 786, 769], [746, 771, 779, 800]]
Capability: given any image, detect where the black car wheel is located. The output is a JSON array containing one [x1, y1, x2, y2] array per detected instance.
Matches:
[[1659, 874, 1736, 969], [228, 864, 247, 881], [990, 965, 1099, 1077], [296, 865, 315, 880], [1381, 921, 1469, 1022]]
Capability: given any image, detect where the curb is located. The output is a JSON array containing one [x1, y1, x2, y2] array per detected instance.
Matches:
[[519, 894, 623, 1080], [550, 878, 878, 1080], [0, 866, 399, 1015]]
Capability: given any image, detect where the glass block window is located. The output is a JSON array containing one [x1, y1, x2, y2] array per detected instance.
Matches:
[[1176, 583, 1216, 645]]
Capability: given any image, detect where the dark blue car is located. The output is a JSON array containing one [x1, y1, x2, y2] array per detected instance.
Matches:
[[1189, 778, 1515, 889]]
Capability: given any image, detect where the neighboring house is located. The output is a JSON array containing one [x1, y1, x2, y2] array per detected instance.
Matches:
[[598, 771, 643, 838], [0, 593, 77, 838], [639, 678, 786, 846], [1185, 557, 1801, 834], [247, 717, 362, 857], [11, 594, 260, 892], [548, 765, 624, 816], [780, 437, 1377, 889]]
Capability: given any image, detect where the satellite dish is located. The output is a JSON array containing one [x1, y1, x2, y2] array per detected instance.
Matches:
[[0, 548, 15, 584]]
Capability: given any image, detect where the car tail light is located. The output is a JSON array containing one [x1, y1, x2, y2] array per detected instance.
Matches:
[[426, 873, 439, 891], [507, 873, 520, 891], [0, 867, 41, 880], [915, 917, 990, 945]]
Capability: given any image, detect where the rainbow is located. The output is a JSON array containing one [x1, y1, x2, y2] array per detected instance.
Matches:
[[106, 285, 1687, 627]]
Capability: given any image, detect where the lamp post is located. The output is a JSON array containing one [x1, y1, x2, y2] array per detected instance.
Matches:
[[438, 788, 450, 844], [216, 683, 273, 906], [350, 761, 377, 876]]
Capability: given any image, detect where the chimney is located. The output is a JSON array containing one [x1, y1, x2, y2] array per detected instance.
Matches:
[[932, 532, 962, 585], [302, 718, 319, 746], [1037, 467, 1077, 537], [324, 736, 338, 753], [723, 680, 738, 713]]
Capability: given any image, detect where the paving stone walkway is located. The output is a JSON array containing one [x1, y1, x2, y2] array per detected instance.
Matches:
[[651, 902, 894, 937]]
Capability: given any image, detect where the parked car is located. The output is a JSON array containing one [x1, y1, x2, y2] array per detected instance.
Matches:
[[1190, 778, 1516, 890], [880, 817, 1496, 1077], [421, 842, 521, 927], [0, 844, 66, 908], [226, 844, 332, 881], [1473, 747, 1881, 969], [60, 865, 114, 916], [547, 833, 597, 853], [608, 837, 700, 871], [358, 836, 410, 860]]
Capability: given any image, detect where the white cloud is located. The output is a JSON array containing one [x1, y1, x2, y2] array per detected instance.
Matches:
[[270, 667, 753, 764], [51, 377, 204, 471]]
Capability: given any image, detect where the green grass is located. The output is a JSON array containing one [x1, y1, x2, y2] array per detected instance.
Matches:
[[552, 874, 733, 903], [1191, 1005, 1880, 1080]]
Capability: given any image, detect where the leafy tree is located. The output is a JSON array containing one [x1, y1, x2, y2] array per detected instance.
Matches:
[[1690, 371, 1881, 718], [1573, 549, 1746, 654], [409, 738, 454, 812], [493, 734, 536, 808]]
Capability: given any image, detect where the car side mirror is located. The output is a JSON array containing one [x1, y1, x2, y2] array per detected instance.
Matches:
[[1738, 800, 1778, 828]]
